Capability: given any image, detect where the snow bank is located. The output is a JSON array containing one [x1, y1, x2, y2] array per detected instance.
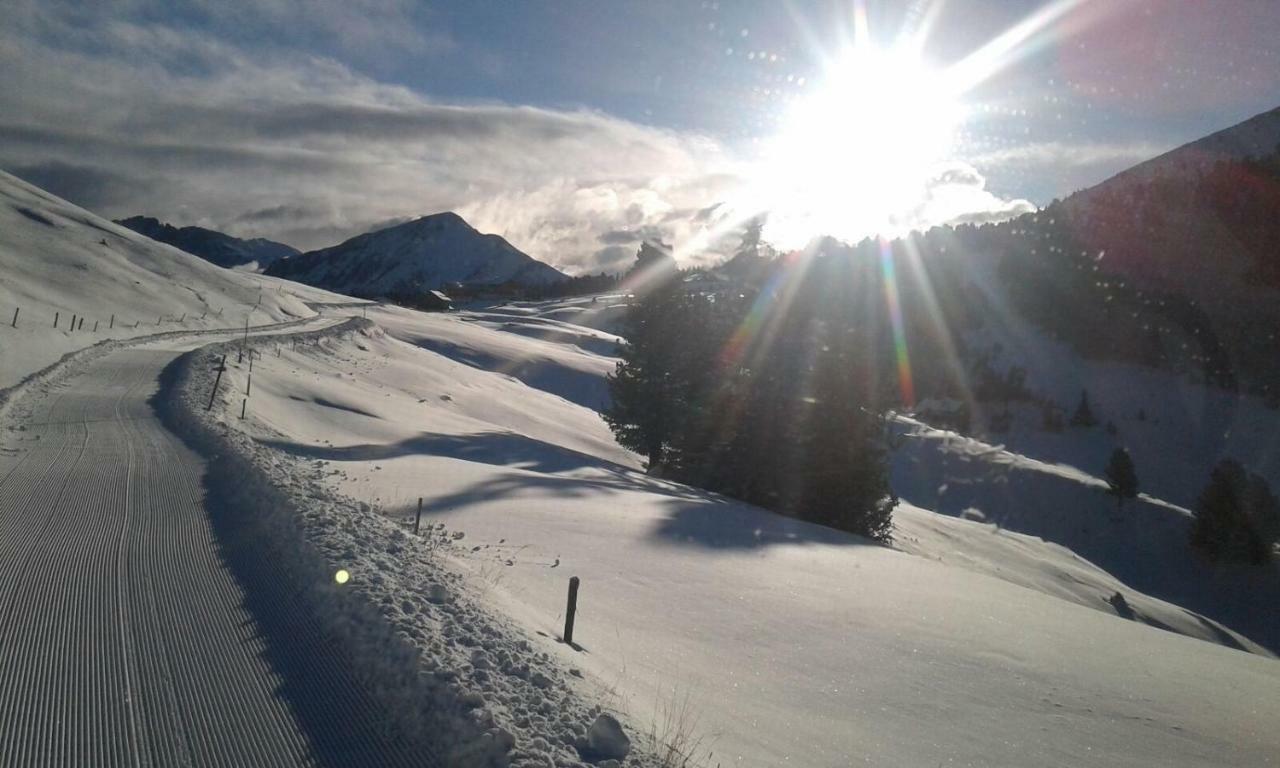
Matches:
[[156, 319, 662, 768]]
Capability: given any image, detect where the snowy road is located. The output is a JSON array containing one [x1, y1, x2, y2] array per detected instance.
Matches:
[[0, 344, 422, 767]]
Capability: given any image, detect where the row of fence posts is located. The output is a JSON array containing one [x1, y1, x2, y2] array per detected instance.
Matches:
[[5, 306, 230, 333]]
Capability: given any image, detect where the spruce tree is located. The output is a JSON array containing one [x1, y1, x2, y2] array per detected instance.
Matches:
[[1190, 459, 1276, 564], [1104, 448, 1139, 508], [1070, 389, 1098, 427], [604, 279, 683, 470]]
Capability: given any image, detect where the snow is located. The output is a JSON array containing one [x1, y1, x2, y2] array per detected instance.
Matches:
[[204, 299, 1280, 768], [0, 169, 319, 390], [4, 168, 1277, 766]]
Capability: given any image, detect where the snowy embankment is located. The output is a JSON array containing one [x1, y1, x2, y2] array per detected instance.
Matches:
[[158, 319, 657, 768], [201, 301, 1280, 768]]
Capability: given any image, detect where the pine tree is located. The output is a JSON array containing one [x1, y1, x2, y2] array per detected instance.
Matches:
[[604, 282, 683, 470], [794, 290, 895, 541], [1104, 448, 1139, 508], [1070, 389, 1098, 427], [1190, 459, 1277, 564]]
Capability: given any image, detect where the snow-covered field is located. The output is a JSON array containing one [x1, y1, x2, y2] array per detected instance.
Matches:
[[208, 297, 1280, 768]]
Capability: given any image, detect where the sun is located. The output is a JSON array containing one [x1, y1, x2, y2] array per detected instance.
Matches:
[[751, 44, 965, 245]]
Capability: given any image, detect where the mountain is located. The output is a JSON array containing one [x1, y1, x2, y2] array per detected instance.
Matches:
[[1040, 105, 1280, 397], [265, 212, 567, 298], [115, 215, 299, 270]]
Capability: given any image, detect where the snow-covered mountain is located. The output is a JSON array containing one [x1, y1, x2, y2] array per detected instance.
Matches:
[[265, 212, 567, 297], [115, 215, 299, 270]]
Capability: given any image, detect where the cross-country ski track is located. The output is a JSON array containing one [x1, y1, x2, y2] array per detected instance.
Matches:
[[0, 328, 425, 767]]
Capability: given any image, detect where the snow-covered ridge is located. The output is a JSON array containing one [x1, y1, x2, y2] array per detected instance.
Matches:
[[265, 212, 567, 297]]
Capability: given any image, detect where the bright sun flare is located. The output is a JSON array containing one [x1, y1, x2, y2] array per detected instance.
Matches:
[[753, 45, 964, 245]]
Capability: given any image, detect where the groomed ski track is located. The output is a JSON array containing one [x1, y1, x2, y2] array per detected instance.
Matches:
[[0, 335, 423, 766]]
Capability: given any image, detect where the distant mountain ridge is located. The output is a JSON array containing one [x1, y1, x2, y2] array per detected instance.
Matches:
[[265, 212, 567, 297], [115, 216, 299, 269]]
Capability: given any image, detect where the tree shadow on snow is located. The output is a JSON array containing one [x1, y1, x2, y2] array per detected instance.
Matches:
[[262, 429, 633, 475], [648, 499, 879, 550], [412, 461, 720, 518]]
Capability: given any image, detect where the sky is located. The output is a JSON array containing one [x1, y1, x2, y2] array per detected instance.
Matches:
[[2, 0, 1278, 273]]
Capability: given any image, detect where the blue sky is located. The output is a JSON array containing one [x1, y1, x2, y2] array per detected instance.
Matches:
[[2, 0, 1278, 271]]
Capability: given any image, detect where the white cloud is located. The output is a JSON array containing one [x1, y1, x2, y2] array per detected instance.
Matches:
[[0, 1, 1043, 272]]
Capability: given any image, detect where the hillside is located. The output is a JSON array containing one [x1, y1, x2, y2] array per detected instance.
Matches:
[[189, 295, 1279, 767], [266, 212, 566, 299], [115, 215, 299, 270], [1046, 106, 1280, 396], [0, 169, 318, 390]]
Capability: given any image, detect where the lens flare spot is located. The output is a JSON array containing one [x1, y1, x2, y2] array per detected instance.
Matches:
[[334, 569, 350, 585]]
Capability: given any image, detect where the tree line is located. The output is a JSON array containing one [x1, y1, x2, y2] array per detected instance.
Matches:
[[605, 236, 896, 541]]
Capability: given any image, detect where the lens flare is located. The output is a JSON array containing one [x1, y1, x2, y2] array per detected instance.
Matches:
[[879, 239, 915, 408], [334, 569, 350, 585]]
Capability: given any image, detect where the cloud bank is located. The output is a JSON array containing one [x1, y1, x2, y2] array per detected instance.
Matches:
[[1, 1, 1039, 272]]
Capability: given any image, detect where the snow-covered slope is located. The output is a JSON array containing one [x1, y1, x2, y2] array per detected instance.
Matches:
[[208, 298, 1280, 768], [266, 212, 567, 297], [0, 169, 318, 390], [115, 215, 299, 270]]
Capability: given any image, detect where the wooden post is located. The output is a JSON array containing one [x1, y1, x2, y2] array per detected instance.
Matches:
[[54, 311, 59, 328], [157, 315, 162, 326], [10, 307, 17, 328], [563, 576, 580, 645], [93, 320, 99, 332], [240, 398, 247, 419], [78, 317, 84, 331], [413, 497, 423, 534], [248, 351, 254, 373], [109, 314, 114, 329], [245, 372, 251, 397], [70, 313, 77, 331], [207, 354, 227, 411]]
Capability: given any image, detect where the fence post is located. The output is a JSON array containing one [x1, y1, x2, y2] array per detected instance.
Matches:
[[10, 307, 17, 328], [109, 313, 114, 329], [70, 313, 77, 331], [563, 576, 580, 645], [93, 321, 99, 332], [54, 311, 59, 328], [78, 317, 84, 331], [207, 354, 227, 411], [240, 398, 247, 419], [245, 372, 251, 397], [413, 497, 423, 534]]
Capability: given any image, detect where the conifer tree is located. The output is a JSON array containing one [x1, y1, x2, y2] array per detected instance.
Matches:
[[1190, 459, 1277, 564], [1104, 448, 1139, 508], [1070, 389, 1098, 427]]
